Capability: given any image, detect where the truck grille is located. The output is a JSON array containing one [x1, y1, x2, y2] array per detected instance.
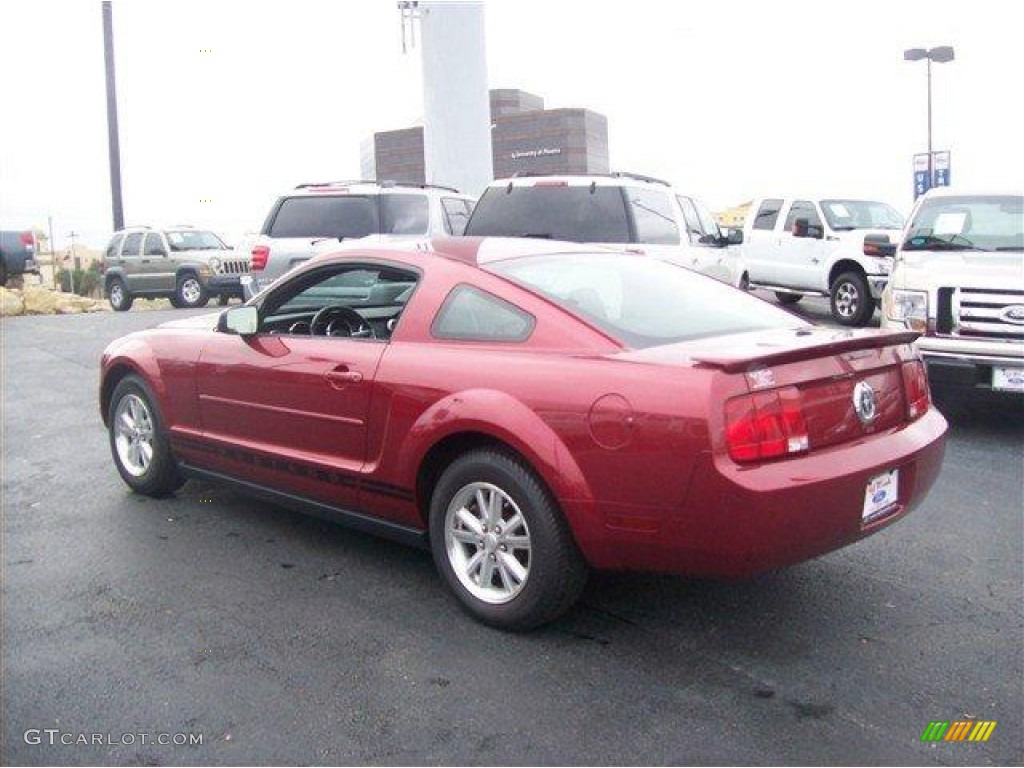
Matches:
[[937, 287, 1024, 341], [217, 258, 250, 276]]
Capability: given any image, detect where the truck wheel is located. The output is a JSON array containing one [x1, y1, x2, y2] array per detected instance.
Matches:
[[108, 278, 134, 311], [775, 292, 802, 305], [830, 271, 873, 326], [175, 274, 209, 309], [0, 260, 7, 286]]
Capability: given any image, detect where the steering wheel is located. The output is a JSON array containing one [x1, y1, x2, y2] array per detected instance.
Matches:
[[310, 305, 375, 338]]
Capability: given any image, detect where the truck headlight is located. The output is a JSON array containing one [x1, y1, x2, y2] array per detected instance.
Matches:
[[884, 289, 928, 332]]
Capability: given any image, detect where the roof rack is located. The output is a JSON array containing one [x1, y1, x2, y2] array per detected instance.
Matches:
[[294, 180, 382, 189], [294, 179, 461, 194], [609, 171, 670, 187], [505, 171, 670, 187]]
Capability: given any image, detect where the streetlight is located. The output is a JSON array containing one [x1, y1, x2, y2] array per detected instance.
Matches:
[[903, 45, 955, 188]]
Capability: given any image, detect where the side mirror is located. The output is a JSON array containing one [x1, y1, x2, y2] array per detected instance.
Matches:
[[807, 223, 824, 239], [727, 228, 744, 245], [863, 233, 897, 257], [218, 305, 259, 336]]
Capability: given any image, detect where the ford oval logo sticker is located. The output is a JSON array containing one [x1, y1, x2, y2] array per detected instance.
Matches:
[[1001, 305, 1024, 325], [853, 381, 877, 426]]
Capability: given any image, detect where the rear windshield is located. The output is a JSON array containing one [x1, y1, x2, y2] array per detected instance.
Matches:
[[487, 253, 799, 348], [267, 194, 429, 239], [903, 194, 1024, 252], [466, 186, 631, 243]]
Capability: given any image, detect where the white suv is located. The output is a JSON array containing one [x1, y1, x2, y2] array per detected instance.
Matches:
[[239, 180, 476, 299], [463, 173, 744, 286]]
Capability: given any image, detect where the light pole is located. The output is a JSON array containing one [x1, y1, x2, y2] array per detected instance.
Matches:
[[903, 45, 954, 189]]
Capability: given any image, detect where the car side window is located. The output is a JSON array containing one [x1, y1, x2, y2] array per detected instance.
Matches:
[[676, 196, 706, 244], [105, 234, 124, 258], [783, 200, 822, 231], [432, 285, 535, 342], [628, 188, 680, 245], [442, 198, 473, 236], [259, 263, 419, 339], [753, 199, 784, 231], [121, 232, 143, 257], [143, 233, 166, 256]]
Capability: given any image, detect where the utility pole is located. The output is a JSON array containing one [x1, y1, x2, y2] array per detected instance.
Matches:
[[102, 1, 125, 230], [67, 232, 78, 295], [48, 214, 57, 289]]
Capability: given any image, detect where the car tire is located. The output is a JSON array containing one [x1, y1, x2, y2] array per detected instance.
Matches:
[[108, 277, 133, 311], [429, 449, 588, 631], [175, 274, 209, 309], [108, 375, 185, 497], [218, 294, 230, 306], [830, 271, 873, 326], [0, 260, 7, 286], [775, 292, 802, 305]]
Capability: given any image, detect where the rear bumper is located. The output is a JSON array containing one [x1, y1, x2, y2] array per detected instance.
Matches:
[[574, 408, 947, 576], [4, 254, 38, 275], [240, 274, 270, 301]]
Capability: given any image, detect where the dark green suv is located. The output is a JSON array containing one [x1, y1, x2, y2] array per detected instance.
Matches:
[[102, 226, 250, 311]]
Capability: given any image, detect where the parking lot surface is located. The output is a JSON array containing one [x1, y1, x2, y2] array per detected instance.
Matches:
[[2, 303, 1021, 766]]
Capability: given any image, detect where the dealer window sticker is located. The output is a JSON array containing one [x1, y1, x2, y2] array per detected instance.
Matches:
[[933, 212, 967, 234]]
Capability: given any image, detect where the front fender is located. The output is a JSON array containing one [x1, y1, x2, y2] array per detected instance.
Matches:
[[99, 337, 167, 425]]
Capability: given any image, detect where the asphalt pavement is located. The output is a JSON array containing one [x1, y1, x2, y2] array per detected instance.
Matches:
[[2, 299, 1021, 766]]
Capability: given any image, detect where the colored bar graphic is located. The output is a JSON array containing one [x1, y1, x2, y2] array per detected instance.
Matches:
[[945, 721, 972, 741], [969, 722, 997, 742], [921, 720, 997, 742]]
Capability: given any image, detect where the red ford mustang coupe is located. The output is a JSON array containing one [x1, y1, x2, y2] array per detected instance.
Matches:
[[100, 238, 947, 629]]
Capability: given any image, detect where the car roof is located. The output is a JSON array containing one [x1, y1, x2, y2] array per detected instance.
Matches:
[[286, 180, 471, 197], [313, 236, 626, 270], [920, 188, 1023, 199]]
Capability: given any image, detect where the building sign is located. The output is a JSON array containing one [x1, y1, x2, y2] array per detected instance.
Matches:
[[913, 153, 931, 200], [510, 147, 563, 160], [933, 150, 951, 188], [912, 151, 952, 200]]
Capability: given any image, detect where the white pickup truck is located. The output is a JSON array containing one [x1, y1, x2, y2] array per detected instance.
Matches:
[[741, 196, 904, 326], [877, 189, 1024, 396]]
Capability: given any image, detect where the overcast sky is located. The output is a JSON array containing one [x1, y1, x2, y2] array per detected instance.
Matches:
[[1, 0, 1021, 249]]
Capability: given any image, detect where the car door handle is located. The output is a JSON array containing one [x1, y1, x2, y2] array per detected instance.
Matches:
[[324, 367, 363, 387]]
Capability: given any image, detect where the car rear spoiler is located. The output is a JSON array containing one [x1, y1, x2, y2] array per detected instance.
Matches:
[[689, 329, 921, 373]]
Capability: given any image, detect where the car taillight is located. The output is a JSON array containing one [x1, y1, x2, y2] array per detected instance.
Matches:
[[725, 386, 809, 463], [19, 231, 35, 249], [901, 359, 931, 419], [251, 245, 269, 271]]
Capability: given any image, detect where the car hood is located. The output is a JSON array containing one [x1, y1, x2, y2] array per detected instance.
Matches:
[[890, 251, 1024, 291], [158, 311, 223, 330]]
